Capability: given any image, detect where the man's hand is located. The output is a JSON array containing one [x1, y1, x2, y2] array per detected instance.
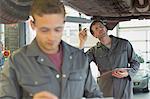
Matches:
[[79, 28, 87, 49], [112, 68, 129, 78], [33, 91, 58, 99]]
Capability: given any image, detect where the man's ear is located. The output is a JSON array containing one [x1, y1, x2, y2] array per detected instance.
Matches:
[[104, 26, 108, 33], [30, 19, 35, 30]]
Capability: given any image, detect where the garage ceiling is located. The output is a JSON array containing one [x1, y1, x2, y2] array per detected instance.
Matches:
[[0, 0, 150, 29]]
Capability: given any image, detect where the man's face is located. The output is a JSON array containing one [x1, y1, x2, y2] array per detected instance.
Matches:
[[91, 22, 107, 39], [31, 14, 65, 54]]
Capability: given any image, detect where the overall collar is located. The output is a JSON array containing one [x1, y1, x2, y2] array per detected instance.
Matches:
[[26, 39, 75, 73], [96, 35, 119, 50]]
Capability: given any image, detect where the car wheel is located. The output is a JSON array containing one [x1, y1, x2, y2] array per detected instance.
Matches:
[[143, 86, 149, 93], [133, 88, 136, 94]]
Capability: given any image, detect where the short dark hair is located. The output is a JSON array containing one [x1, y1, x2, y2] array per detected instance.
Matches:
[[30, 0, 66, 17], [90, 20, 106, 35]]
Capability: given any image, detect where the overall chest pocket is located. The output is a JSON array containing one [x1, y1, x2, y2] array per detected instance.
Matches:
[[20, 74, 51, 95], [95, 54, 111, 70], [113, 49, 127, 57], [112, 49, 128, 67], [67, 70, 86, 98], [69, 71, 86, 81]]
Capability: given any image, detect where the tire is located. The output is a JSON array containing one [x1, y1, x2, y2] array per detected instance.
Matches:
[[133, 88, 136, 94], [143, 86, 149, 93], [0, 0, 32, 24], [142, 80, 149, 93]]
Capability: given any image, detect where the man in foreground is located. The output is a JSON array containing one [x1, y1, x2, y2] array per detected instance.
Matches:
[[0, 0, 103, 99]]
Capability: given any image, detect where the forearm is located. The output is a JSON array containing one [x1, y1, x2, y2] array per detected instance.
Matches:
[[84, 66, 103, 98], [127, 60, 140, 80], [126, 41, 140, 80], [79, 41, 85, 49]]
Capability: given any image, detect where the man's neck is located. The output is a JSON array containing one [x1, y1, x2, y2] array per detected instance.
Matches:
[[41, 45, 60, 55], [99, 35, 112, 48], [48, 45, 62, 55], [99, 35, 110, 44]]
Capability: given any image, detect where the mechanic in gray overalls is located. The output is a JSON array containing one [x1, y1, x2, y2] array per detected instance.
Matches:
[[0, 0, 103, 99], [79, 20, 140, 99]]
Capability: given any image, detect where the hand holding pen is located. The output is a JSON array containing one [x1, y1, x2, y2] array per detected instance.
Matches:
[[79, 28, 87, 49]]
